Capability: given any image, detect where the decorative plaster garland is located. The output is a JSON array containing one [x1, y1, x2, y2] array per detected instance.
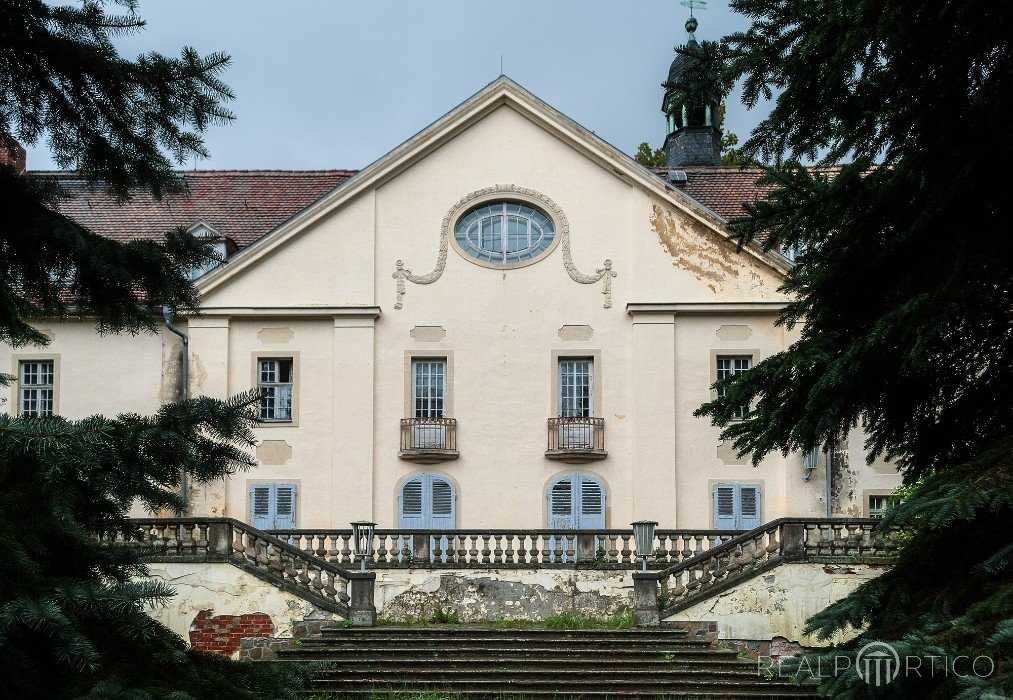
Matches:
[[393, 184, 616, 309]]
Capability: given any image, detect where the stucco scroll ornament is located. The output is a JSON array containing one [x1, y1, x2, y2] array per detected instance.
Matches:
[[393, 184, 617, 309]]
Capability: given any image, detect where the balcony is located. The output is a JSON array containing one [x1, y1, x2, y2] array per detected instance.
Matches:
[[546, 416, 606, 462], [399, 417, 459, 463]]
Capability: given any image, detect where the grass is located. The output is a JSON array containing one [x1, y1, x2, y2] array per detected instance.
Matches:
[[493, 612, 633, 630], [374, 611, 634, 630]]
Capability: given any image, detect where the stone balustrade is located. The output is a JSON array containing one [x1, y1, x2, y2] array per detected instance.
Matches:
[[98, 518, 376, 626], [631, 518, 901, 626], [267, 528, 742, 569]]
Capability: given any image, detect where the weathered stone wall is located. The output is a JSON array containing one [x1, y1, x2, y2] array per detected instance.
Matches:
[[144, 562, 337, 642], [663, 562, 887, 646], [375, 568, 634, 622]]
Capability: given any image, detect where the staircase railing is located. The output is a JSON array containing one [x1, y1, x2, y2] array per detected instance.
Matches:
[[99, 518, 376, 625], [632, 518, 901, 626], [266, 528, 743, 569]]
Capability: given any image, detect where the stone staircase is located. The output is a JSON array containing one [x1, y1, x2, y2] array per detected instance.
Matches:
[[278, 626, 817, 698]]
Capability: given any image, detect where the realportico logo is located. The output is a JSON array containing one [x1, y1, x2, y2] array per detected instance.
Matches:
[[761, 641, 996, 685], [855, 642, 901, 686]]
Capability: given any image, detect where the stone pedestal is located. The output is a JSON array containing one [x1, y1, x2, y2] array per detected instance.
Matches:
[[349, 574, 376, 627], [632, 572, 661, 627]]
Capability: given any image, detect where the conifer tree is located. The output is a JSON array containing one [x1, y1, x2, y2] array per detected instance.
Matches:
[[0, 1, 305, 697], [676, 1, 1012, 696]]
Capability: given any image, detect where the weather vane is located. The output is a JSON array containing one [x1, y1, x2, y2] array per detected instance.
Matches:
[[680, 0, 708, 18], [679, 0, 707, 40]]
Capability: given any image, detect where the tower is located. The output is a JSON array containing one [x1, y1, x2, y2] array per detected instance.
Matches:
[[661, 12, 722, 167]]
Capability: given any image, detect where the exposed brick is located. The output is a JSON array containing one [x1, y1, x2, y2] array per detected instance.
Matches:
[[189, 610, 274, 657]]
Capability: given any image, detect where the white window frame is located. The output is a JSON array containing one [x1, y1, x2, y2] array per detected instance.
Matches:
[[19, 360, 55, 417], [867, 494, 898, 519], [258, 358, 294, 422], [412, 360, 446, 419], [559, 359, 593, 418], [716, 355, 752, 420]]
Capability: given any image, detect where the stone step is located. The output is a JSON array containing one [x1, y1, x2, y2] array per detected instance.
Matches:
[[289, 644, 725, 660], [308, 678, 816, 697], [308, 634, 707, 646], [287, 628, 814, 699], [281, 646, 736, 660], [323, 626, 691, 637], [311, 667, 769, 680], [282, 655, 748, 667]]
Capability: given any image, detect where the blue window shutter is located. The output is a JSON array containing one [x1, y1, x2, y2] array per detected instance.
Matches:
[[250, 484, 272, 530], [737, 484, 761, 530], [399, 476, 426, 529], [429, 477, 455, 530], [548, 476, 576, 530], [274, 483, 297, 529], [577, 475, 605, 529], [713, 484, 737, 530]]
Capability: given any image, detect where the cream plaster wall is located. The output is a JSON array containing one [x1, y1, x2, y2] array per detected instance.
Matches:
[[4, 99, 901, 532], [0, 321, 171, 418], [664, 562, 887, 646]]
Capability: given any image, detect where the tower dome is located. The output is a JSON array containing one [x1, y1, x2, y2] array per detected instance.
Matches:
[[660, 15, 722, 167]]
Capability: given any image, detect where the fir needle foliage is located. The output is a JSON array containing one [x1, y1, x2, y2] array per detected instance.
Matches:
[[0, 1, 306, 697], [0, 0, 233, 347], [677, 0, 1012, 697]]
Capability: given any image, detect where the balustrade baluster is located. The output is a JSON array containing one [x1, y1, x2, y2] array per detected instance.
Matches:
[[481, 535, 492, 563], [504, 534, 515, 564], [619, 534, 632, 563], [340, 534, 352, 563], [493, 535, 503, 563]]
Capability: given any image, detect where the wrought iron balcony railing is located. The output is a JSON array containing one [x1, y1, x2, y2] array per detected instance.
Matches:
[[399, 417, 458, 462], [546, 416, 606, 461]]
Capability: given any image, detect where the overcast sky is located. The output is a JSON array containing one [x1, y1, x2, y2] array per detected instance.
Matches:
[[27, 0, 767, 171]]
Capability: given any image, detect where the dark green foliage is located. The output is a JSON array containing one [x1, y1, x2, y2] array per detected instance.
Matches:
[[1, 1, 307, 697], [0, 0, 234, 347], [681, 0, 1012, 696], [0, 393, 308, 698], [634, 142, 666, 167]]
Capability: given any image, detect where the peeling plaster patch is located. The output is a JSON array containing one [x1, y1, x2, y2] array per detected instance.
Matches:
[[717, 439, 749, 465], [257, 440, 292, 466], [191, 353, 208, 393], [159, 347, 182, 404], [831, 445, 860, 515], [257, 327, 294, 344], [376, 569, 633, 623], [143, 563, 336, 642], [558, 325, 594, 342], [409, 326, 447, 342], [665, 562, 885, 645], [650, 204, 741, 287], [716, 324, 753, 341]]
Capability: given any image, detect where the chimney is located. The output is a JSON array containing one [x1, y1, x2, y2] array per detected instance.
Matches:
[[0, 139, 27, 173]]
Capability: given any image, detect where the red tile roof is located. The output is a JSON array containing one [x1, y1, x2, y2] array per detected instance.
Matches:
[[31, 170, 355, 249], [29, 166, 771, 252], [654, 166, 771, 221]]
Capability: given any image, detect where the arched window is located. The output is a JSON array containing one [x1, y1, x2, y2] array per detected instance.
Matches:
[[547, 473, 605, 529], [454, 201, 555, 266], [398, 473, 455, 529]]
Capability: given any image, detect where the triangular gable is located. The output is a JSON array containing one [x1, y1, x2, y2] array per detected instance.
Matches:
[[196, 76, 789, 296]]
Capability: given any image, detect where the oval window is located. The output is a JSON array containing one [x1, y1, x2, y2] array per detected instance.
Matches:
[[454, 201, 556, 266]]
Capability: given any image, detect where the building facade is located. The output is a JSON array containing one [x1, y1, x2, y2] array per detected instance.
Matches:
[[2, 70, 901, 532]]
